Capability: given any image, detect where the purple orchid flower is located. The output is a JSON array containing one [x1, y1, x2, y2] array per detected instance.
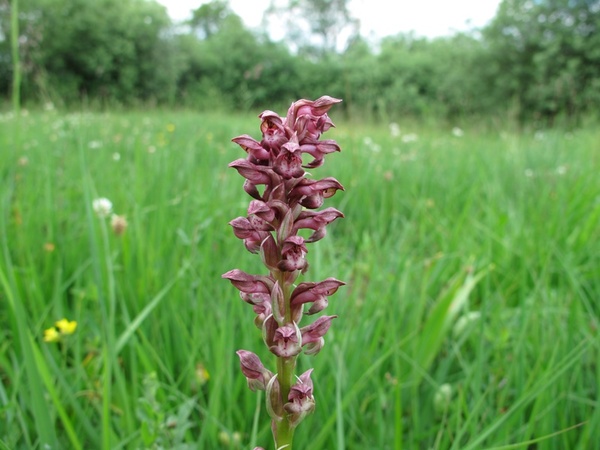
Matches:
[[283, 369, 316, 427], [290, 278, 346, 316]]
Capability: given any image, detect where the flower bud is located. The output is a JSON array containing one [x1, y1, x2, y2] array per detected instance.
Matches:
[[110, 214, 128, 236], [236, 350, 273, 391]]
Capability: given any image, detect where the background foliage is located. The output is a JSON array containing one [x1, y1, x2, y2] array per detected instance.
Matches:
[[0, 0, 599, 121]]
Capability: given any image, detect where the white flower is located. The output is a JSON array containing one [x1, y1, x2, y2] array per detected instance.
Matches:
[[92, 198, 113, 218], [389, 122, 401, 137], [452, 127, 464, 137]]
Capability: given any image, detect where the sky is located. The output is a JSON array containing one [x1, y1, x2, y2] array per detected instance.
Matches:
[[157, 0, 503, 40]]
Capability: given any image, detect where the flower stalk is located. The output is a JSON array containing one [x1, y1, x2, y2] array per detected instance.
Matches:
[[223, 96, 345, 449]]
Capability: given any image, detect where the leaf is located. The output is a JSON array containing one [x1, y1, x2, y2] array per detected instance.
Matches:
[[414, 265, 488, 384], [115, 264, 188, 354]]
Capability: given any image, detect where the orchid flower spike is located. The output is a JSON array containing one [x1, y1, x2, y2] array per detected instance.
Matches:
[[223, 96, 345, 450]]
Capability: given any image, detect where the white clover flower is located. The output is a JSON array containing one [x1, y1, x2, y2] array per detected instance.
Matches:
[[389, 122, 401, 137], [452, 127, 464, 137], [112, 152, 121, 161], [92, 198, 113, 218]]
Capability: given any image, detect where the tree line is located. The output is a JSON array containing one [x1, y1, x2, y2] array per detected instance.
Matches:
[[0, 0, 599, 122]]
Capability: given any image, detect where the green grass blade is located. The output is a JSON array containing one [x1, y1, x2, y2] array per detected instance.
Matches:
[[115, 264, 188, 355], [415, 266, 488, 381], [0, 266, 59, 449], [30, 337, 83, 450], [457, 339, 592, 450]]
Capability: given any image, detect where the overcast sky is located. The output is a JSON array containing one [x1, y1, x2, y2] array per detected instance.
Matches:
[[158, 0, 502, 39]]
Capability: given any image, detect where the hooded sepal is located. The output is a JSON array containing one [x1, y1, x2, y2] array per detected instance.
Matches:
[[293, 207, 344, 243], [232, 134, 271, 162], [300, 315, 337, 356], [290, 278, 345, 316]]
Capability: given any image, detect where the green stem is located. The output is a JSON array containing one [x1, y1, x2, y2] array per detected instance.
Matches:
[[275, 355, 296, 449], [272, 269, 297, 449]]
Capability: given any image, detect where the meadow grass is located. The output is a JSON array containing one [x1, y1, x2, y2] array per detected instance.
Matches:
[[0, 108, 598, 450]]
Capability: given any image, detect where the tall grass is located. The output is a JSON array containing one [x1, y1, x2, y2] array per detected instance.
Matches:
[[0, 108, 598, 449]]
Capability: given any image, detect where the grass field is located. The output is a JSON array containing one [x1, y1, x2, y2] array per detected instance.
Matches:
[[1, 108, 599, 449]]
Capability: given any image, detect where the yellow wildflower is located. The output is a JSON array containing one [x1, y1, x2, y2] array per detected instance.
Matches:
[[55, 318, 77, 335], [43, 327, 61, 343], [166, 123, 176, 133]]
